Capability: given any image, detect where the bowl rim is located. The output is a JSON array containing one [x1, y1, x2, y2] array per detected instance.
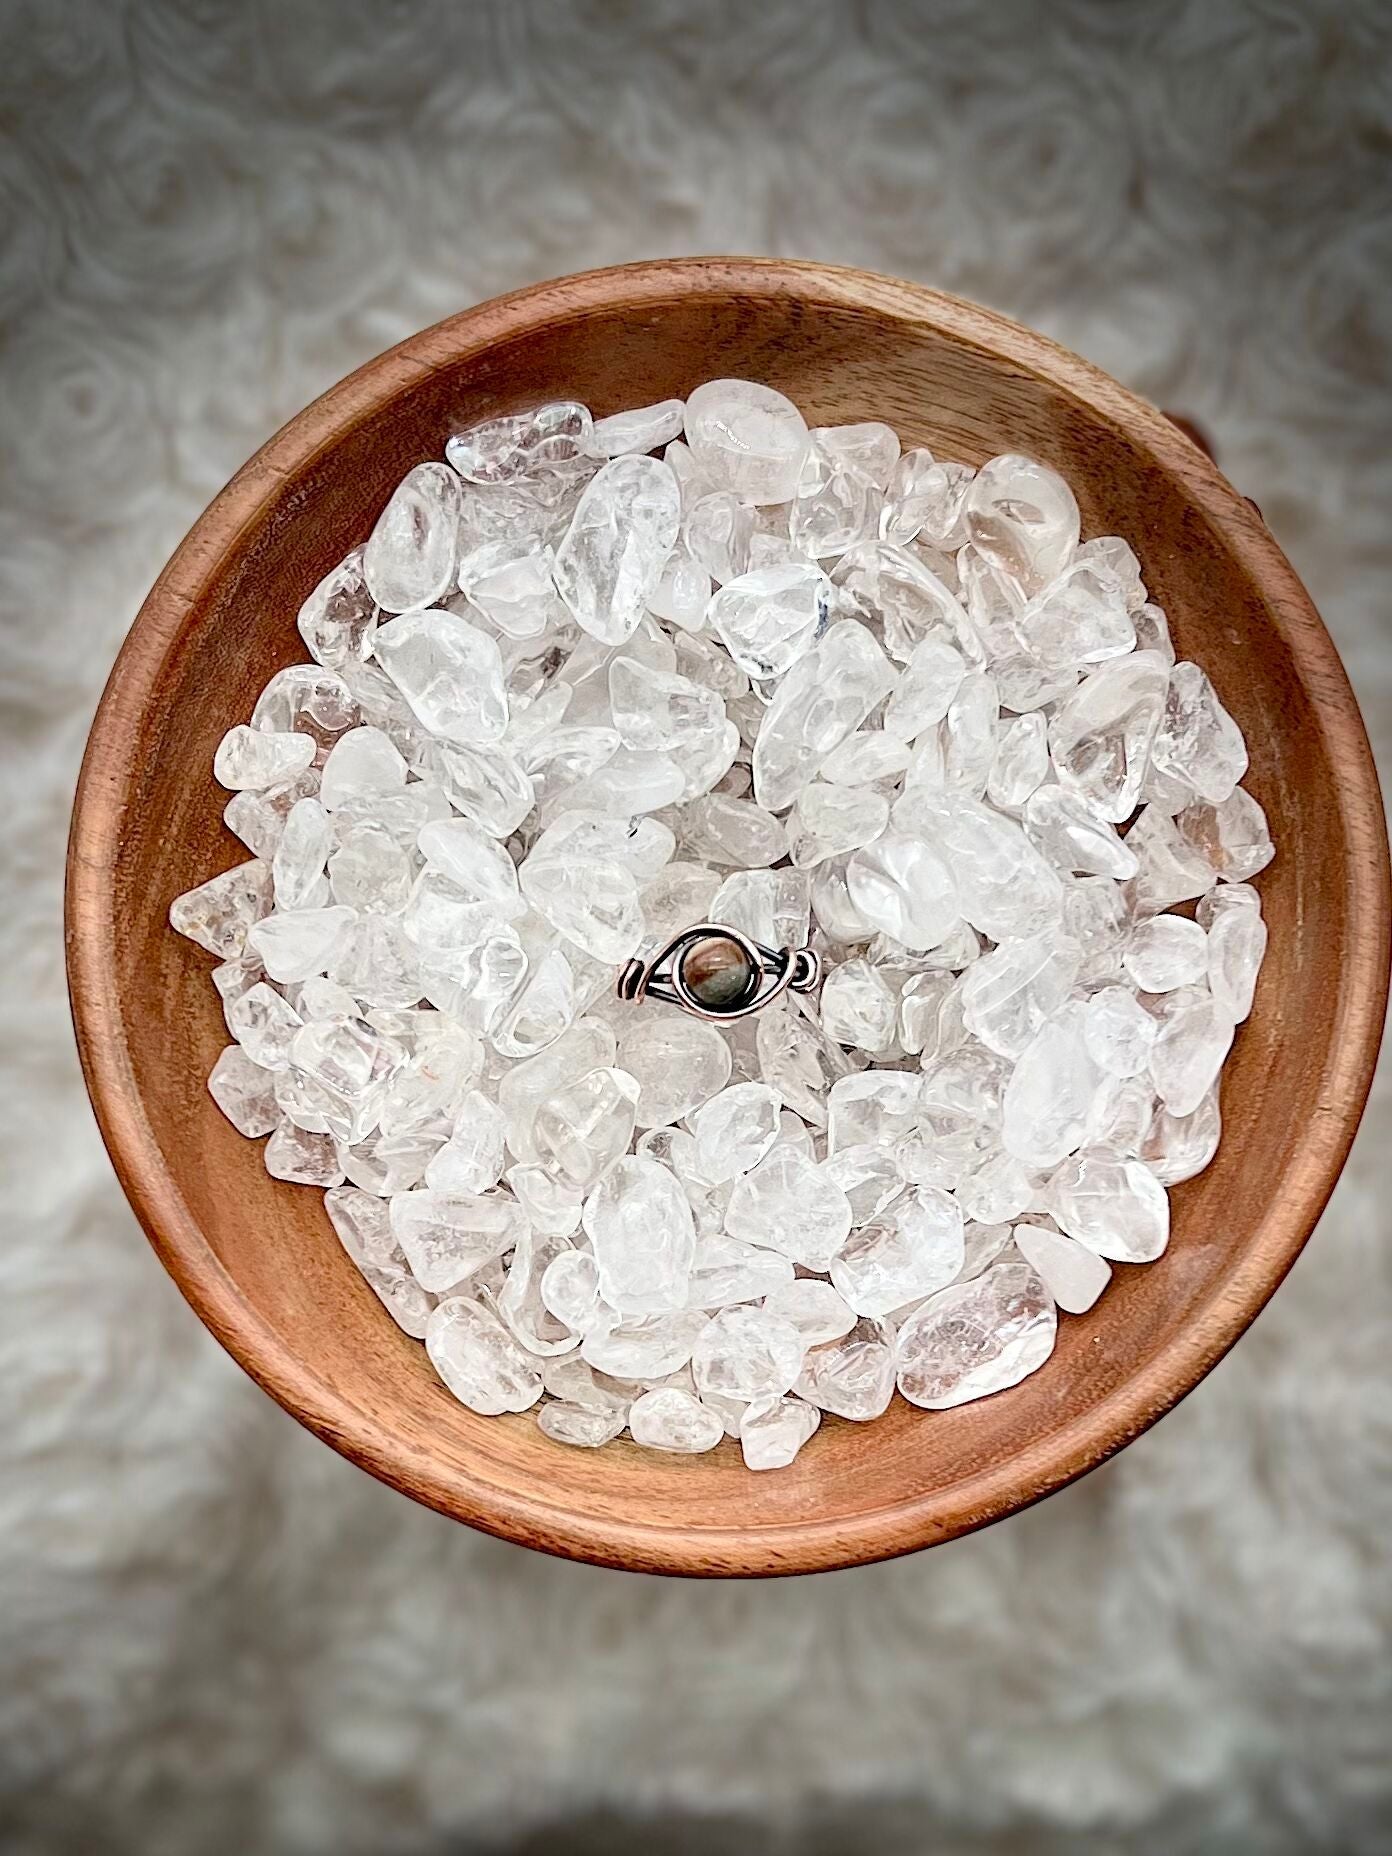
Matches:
[[65, 257, 1391, 1577]]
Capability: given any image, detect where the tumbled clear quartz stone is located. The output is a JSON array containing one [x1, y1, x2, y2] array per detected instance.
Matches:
[[581, 1308, 708, 1379], [616, 1014, 733, 1128], [519, 855, 642, 963], [447, 401, 591, 483], [1150, 662, 1248, 806], [845, 832, 959, 952], [688, 1082, 782, 1184], [590, 399, 685, 457], [795, 1316, 896, 1420], [692, 1306, 805, 1402], [1012, 1222, 1111, 1314], [830, 1185, 964, 1317], [707, 562, 834, 680], [628, 1386, 724, 1453], [298, 549, 377, 670], [1023, 787, 1138, 880], [1002, 1000, 1104, 1170], [372, 607, 508, 745], [896, 1260, 1057, 1408], [965, 454, 1079, 595], [553, 455, 681, 646], [172, 859, 274, 959], [426, 1297, 542, 1415], [1046, 1147, 1170, 1262], [423, 1090, 507, 1194], [214, 726, 315, 792], [583, 1155, 695, 1315], [819, 958, 898, 1051], [389, 1191, 524, 1292], [534, 1067, 640, 1190], [684, 379, 810, 505], [208, 1045, 280, 1136], [1083, 985, 1157, 1077], [265, 1120, 344, 1186], [1047, 651, 1168, 822], [1206, 895, 1267, 1022], [724, 1146, 853, 1269], [752, 621, 896, 812], [1147, 985, 1235, 1116], [1123, 914, 1209, 991], [826, 1070, 920, 1154], [739, 1395, 820, 1470], [363, 463, 462, 613], [325, 1186, 433, 1337]]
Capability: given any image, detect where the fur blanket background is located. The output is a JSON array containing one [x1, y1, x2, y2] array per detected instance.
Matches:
[[3, 3, 1390, 1851]]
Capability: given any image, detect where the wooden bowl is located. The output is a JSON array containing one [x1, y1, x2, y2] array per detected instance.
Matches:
[[66, 259, 1390, 1576]]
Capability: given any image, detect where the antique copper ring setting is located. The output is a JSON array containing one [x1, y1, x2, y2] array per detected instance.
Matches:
[[617, 923, 821, 1022]]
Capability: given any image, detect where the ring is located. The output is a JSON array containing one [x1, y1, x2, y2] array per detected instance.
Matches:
[[617, 923, 821, 1022]]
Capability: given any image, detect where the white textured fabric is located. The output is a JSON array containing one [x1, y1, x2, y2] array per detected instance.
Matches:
[[3, 3, 1390, 1851]]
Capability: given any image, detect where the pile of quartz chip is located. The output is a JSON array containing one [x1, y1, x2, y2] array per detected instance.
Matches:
[[173, 378, 1273, 1470]]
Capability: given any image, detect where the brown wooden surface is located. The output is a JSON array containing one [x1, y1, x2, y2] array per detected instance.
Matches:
[[65, 259, 1391, 1577]]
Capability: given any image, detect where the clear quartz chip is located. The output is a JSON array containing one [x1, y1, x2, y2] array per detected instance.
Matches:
[[895, 1260, 1057, 1408], [684, 379, 810, 505], [363, 462, 462, 614], [1002, 1000, 1103, 1170], [1147, 985, 1235, 1116], [1012, 1222, 1111, 1313], [819, 958, 898, 1050], [171, 860, 274, 959], [725, 1147, 853, 1269], [298, 549, 377, 670], [214, 726, 316, 791], [691, 1306, 805, 1402], [739, 1395, 820, 1470], [372, 607, 508, 745], [830, 1185, 965, 1317], [1122, 914, 1210, 991], [752, 621, 896, 812], [583, 1155, 695, 1315], [534, 1067, 641, 1191], [208, 1045, 279, 1136], [964, 454, 1080, 595], [553, 455, 681, 646], [706, 562, 834, 680], [1047, 650, 1168, 822], [589, 399, 685, 457], [1045, 1147, 1170, 1262], [616, 1014, 733, 1128], [390, 1191, 524, 1293], [426, 1297, 543, 1415], [628, 1387, 724, 1453], [795, 1316, 896, 1421], [1149, 662, 1248, 806]]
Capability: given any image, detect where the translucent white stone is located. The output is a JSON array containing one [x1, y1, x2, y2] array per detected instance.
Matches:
[[790, 443, 881, 558], [647, 545, 712, 630], [539, 1403, 627, 1448], [372, 607, 507, 746], [725, 1147, 852, 1269], [363, 463, 462, 613], [879, 448, 974, 548], [1150, 662, 1248, 806], [264, 1120, 344, 1186], [820, 1143, 904, 1227], [1077, 535, 1146, 610], [490, 949, 577, 1060], [589, 398, 685, 457], [1013, 559, 1135, 670], [787, 783, 889, 870], [691, 1305, 804, 1402], [224, 772, 321, 861], [955, 1149, 1036, 1225], [902, 794, 1062, 943], [325, 1186, 433, 1337], [226, 981, 303, 1072], [539, 1248, 605, 1335], [1176, 787, 1274, 883], [552, 455, 681, 646], [447, 402, 592, 484], [416, 816, 523, 918], [709, 867, 809, 951], [608, 655, 724, 755], [964, 454, 1079, 595], [375, 1024, 481, 1138], [208, 1045, 279, 1136], [986, 713, 1050, 811], [1206, 898, 1267, 1022], [915, 1047, 1007, 1186], [1045, 1147, 1169, 1262], [689, 1082, 782, 1185], [679, 794, 785, 872], [583, 1154, 695, 1315], [845, 832, 959, 952], [340, 1128, 439, 1197], [534, 1067, 640, 1190], [328, 821, 411, 915], [1012, 1221, 1111, 1313], [752, 621, 897, 812], [545, 747, 681, 820], [628, 1386, 724, 1453], [616, 1014, 733, 1128], [810, 421, 899, 489], [580, 1309, 708, 1379], [390, 1191, 524, 1292], [1083, 985, 1157, 1077], [684, 489, 755, 583], [686, 1234, 793, 1309], [519, 856, 642, 963], [739, 1394, 820, 1470], [1047, 651, 1168, 822], [1088, 1073, 1155, 1156], [533, 812, 674, 884], [171, 860, 274, 959], [832, 539, 978, 665], [510, 1165, 584, 1241], [330, 916, 422, 1010], [251, 665, 360, 752], [819, 958, 898, 1051], [272, 797, 333, 911], [425, 1297, 542, 1415], [422, 1090, 507, 1194], [830, 1185, 964, 1317], [1123, 915, 1209, 992], [1140, 1088, 1222, 1186], [455, 539, 560, 639], [497, 1018, 616, 1164], [896, 1260, 1057, 1408], [318, 726, 407, 812], [248, 905, 356, 984], [1147, 985, 1234, 1116], [497, 1228, 580, 1357], [706, 562, 834, 680], [1023, 787, 1138, 881], [795, 1316, 896, 1420], [1123, 805, 1216, 916], [214, 726, 315, 792], [826, 1070, 920, 1155], [541, 1354, 632, 1413], [298, 549, 377, 671], [960, 930, 1083, 1059], [684, 379, 810, 505], [1002, 1001, 1104, 1170], [762, 1281, 856, 1348]]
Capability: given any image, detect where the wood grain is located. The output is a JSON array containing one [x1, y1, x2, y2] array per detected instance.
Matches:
[[65, 259, 1391, 1577]]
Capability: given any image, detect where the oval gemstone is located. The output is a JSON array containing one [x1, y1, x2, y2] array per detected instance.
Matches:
[[680, 934, 757, 1012]]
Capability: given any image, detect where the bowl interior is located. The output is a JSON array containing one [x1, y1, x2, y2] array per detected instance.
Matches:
[[69, 263, 1387, 1574]]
